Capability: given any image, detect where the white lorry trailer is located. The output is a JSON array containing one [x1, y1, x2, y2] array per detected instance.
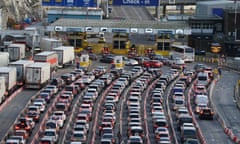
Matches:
[[8, 43, 26, 61], [40, 38, 62, 51], [25, 62, 51, 89], [52, 46, 75, 68], [0, 52, 9, 66], [9, 60, 34, 86], [34, 51, 58, 71], [0, 77, 6, 103], [0, 67, 17, 96]]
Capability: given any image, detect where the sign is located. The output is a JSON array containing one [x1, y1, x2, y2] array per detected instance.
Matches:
[[112, 29, 127, 33], [113, 0, 159, 6], [42, 0, 95, 7], [66, 27, 82, 32]]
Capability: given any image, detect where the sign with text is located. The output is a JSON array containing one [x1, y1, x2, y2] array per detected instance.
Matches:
[[42, 0, 95, 7], [113, 0, 159, 6]]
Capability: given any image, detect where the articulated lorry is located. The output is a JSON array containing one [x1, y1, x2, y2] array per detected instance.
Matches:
[[53, 46, 75, 68], [25, 62, 51, 89], [8, 43, 26, 61], [9, 60, 34, 86]]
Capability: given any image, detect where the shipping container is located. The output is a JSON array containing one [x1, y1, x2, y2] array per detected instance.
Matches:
[[34, 51, 58, 71], [52, 46, 75, 67], [9, 60, 34, 86], [25, 62, 51, 89], [40, 38, 62, 51], [0, 77, 6, 103], [0, 66, 17, 96], [0, 52, 9, 66], [8, 43, 26, 61]]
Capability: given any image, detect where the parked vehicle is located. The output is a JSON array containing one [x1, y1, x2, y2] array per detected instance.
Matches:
[[40, 37, 62, 51], [25, 62, 51, 89], [9, 60, 34, 86], [52, 46, 75, 68], [8, 43, 26, 61], [0, 67, 17, 96], [0, 52, 9, 66], [34, 51, 58, 72]]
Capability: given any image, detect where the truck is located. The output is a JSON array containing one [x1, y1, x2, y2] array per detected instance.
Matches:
[[40, 38, 62, 51], [25, 62, 51, 89], [0, 52, 9, 66], [9, 60, 34, 86], [52, 46, 75, 68], [0, 66, 17, 96], [0, 77, 6, 103], [34, 51, 58, 71], [8, 43, 26, 61]]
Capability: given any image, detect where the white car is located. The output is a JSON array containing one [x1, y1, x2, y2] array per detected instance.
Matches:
[[33, 101, 46, 112], [124, 58, 139, 66], [43, 129, 59, 142]]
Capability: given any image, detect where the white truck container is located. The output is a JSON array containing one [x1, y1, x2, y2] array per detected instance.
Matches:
[[40, 38, 62, 51], [9, 60, 34, 86], [34, 51, 58, 71], [0, 77, 6, 103], [0, 66, 17, 96], [8, 43, 26, 61], [52, 46, 75, 68], [0, 52, 9, 66], [25, 62, 51, 89]]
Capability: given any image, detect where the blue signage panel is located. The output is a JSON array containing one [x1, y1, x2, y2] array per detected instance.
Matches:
[[42, 0, 95, 7], [113, 0, 159, 6], [112, 29, 127, 33]]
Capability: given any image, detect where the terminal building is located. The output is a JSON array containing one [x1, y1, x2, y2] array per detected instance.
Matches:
[[188, 0, 240, 57]]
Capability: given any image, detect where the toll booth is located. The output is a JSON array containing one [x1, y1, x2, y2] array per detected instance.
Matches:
[[80, 54, 90, 68], [114, 56, 124, 69], [155, 30, 174, 56], [65, 27, 88, 55], [112, 29, 130, 55]]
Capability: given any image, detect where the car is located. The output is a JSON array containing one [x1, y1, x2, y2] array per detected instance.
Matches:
[[184, 138, 200, 144], [50, 78, 65, 90], [100, 54, 115, 63], [128, 135, 143, 144], [39, 92, 51, 103], [180, 127, 197, 143], [61, 73, 74, 84], [26, 111, 40, 122], [39, 136, 55, 144], [7, 135, 26, 144], [15, 117, 32, 133], [124, 58, 139, 66], [14, 130, 29, 140], [89, 53, 98, 61], [43, 129, 59, 143], [45, 85, 58, 94], [128, 126, 144, 138], [33, 101, 46, 113], [101, 133, 116, 144], [195, 103, 208, 114], [45, 120, 60, 131], [199, 107, 214, 120]]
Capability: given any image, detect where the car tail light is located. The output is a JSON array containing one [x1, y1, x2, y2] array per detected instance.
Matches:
[[15, 126, 20, 129]]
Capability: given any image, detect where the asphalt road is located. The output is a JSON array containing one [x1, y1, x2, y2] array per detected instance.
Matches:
[[212, 70, 240, 143]]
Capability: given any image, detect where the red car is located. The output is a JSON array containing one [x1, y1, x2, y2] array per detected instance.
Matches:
[[143, 60, 163, 68]]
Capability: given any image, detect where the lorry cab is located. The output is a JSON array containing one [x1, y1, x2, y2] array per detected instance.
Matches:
[[113, 56, 124, 69], [79, 54, 90, 68]]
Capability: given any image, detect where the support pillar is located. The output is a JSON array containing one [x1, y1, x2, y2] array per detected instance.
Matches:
[[163, 5, 166, 17], [180, 5, 184, 14]]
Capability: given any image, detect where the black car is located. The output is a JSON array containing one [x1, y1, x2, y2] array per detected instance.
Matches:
[[195, 49, 206, 56], [100, 54, 115, 63], [50, 78, 65, 90], [89, 53, 98, 61]]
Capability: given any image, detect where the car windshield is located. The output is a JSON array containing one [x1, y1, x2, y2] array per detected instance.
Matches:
[[45, 131, 55, 136]]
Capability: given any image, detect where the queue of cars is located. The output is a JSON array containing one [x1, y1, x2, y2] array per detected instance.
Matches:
[[126, 69, 154, 144]]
